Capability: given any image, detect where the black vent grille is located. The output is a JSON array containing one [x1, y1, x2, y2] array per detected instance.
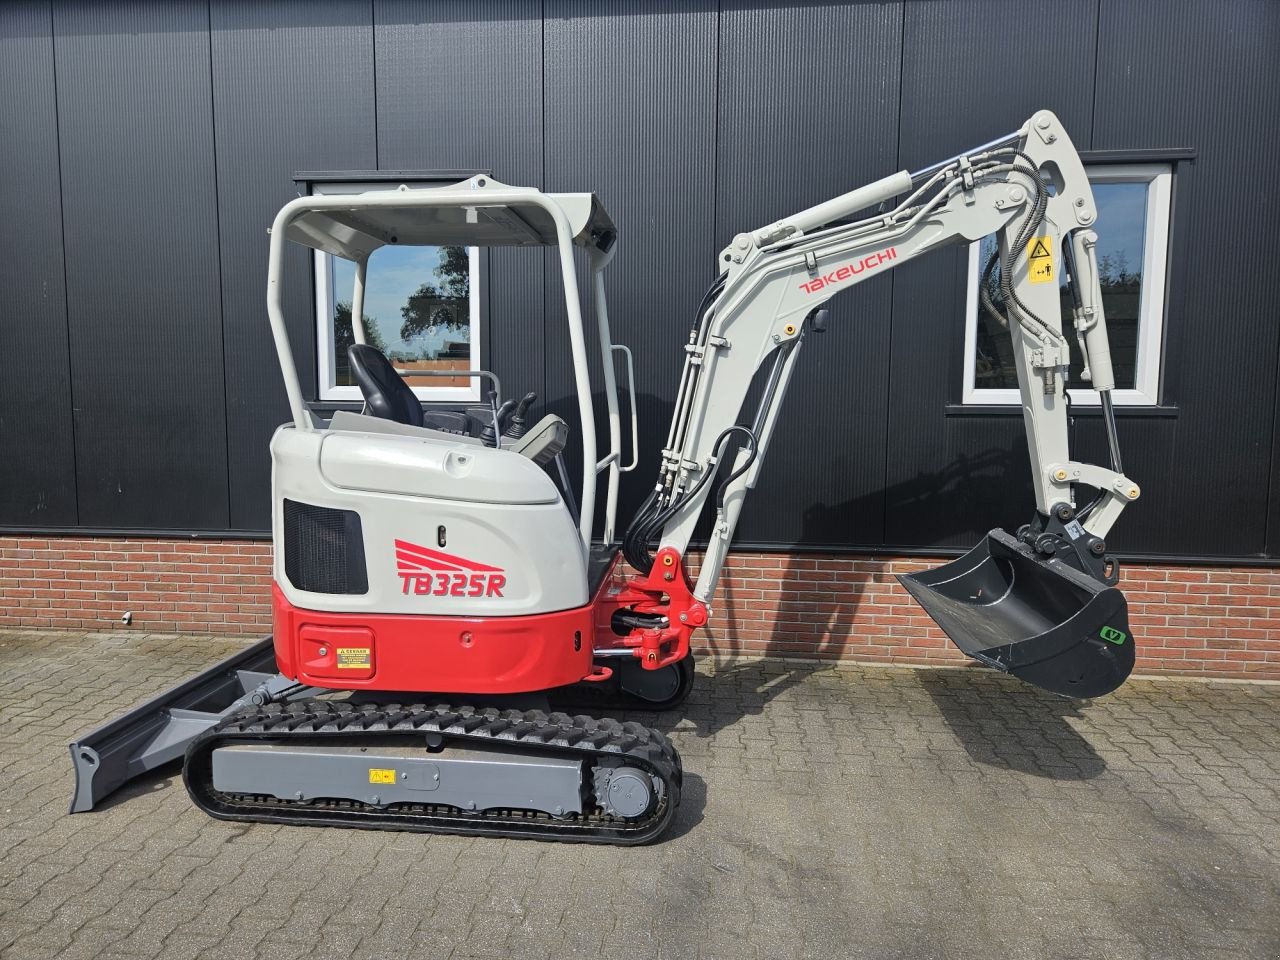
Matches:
[[283, 500, 368, 595]]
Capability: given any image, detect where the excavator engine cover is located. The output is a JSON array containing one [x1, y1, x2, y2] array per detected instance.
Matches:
[[899, 529, 1134, 698]]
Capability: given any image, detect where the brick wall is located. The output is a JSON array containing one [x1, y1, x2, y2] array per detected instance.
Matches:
[[0, 537, 274, 635], [1, 535, 1276, 681], [697, 554, 1280, 681]]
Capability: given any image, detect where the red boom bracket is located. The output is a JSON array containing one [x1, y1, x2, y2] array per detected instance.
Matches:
[[603, 547, 707, 670]]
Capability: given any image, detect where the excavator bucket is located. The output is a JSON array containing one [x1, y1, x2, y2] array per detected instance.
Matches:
[[898, 529, 1134, 698]]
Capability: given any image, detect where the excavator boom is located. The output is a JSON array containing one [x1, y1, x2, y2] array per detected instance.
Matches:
[[623, 109, 1139, 697]]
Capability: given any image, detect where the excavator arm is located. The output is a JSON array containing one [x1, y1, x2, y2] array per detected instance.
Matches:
[[621, 110, 1139, 698]]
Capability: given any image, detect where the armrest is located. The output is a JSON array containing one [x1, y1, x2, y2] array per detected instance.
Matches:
[[509, 414, 569, 466]]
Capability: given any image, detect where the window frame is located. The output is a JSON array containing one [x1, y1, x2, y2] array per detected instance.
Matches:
[[312, 181, 484, 403], [961, 162, 1173, 407]]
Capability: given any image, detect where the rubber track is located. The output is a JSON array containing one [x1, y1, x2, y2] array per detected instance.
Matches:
[[183, 699, 682, 845]]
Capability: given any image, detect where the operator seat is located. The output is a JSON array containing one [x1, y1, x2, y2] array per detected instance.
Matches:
[[347, 344, 424, 427]]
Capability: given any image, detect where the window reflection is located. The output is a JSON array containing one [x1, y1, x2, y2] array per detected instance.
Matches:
[[973, 181, 1148, 392], [330, 245, 473, 388]]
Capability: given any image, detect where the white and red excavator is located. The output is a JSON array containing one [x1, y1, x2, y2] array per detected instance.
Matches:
[[71, 110, 1138, 844]]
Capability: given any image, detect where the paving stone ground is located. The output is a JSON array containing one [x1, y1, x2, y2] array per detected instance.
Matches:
[[1, 629, 1279, 960]]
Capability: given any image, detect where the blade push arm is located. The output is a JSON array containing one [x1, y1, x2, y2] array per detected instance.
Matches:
[[624, 110, 1139, 606]]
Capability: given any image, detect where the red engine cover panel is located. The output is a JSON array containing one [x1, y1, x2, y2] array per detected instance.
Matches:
[[272, 584, 597, 694], [297, 625, 376, 681]]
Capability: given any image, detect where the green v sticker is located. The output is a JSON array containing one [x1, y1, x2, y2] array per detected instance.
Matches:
[[1099, 626, 1127, 645]]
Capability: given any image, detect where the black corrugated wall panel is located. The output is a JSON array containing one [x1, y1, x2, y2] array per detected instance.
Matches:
[[53, 0, 229, 529], [1, 0, 1276, 563], [374, 0, 545, 415], [542, 0, 719, 537], [1071, 414, 1179, 555], [715, 0, 903, 548], [0, 3, 78, 527], [210, 0, 378, 530], [1094, 0, 1280, 558], [1269, 377, 1280, 558], [883, 0, 1099, 549]]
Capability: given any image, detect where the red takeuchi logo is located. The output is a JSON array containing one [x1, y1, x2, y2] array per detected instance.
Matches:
[[799, 247, 897, 294], [395, 540, 507, 598]]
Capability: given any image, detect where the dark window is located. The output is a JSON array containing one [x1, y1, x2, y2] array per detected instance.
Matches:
[[965, 165, 1171, 405]]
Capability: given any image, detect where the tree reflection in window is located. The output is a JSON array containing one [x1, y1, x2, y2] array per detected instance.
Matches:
[[973, 181, 1148, 392], [331, 245, 472, 388]]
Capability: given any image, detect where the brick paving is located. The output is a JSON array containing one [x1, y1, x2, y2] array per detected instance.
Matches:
[[2, 628, 1279, 960]]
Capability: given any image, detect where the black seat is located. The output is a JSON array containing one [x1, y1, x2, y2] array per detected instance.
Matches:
[[347, 344, 423, 427]]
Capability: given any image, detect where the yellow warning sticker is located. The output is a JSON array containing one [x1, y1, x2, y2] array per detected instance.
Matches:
[[1027, 236, 1054, 284], [368, 768, 396, 785], [336, 647, 371, 669]]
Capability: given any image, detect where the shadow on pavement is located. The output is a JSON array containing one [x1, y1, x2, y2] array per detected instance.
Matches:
[[914, 667, 1107, 780], [644, 657, 1107, 786], [680, 658, 830, 740], [83, 757, 183, 812], [663, 771, 705, 842]]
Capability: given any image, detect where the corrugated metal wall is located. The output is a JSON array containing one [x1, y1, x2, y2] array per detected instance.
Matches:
[[211, 0, 378, 531], [0, 2, 77, 528], [1, 0, 1277, 562]]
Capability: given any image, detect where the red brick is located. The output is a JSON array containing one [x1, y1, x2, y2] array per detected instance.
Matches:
[[1223, 650, 1267, 662], [3, 535, 1277, 680]]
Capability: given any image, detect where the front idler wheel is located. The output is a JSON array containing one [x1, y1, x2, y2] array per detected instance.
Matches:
[[616, 655, 696, 710]]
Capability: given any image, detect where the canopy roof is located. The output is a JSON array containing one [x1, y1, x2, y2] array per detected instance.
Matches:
[[282, 176, 617, 261]]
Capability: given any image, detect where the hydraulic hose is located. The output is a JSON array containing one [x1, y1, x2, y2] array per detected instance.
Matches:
[[996, 155, 1051, 339], [623, 426, 759, 575], [978, 157, 1048, 336], [623, 488, 661, 572], [713, 427, 759, 510], [624, 272, 728, 572]]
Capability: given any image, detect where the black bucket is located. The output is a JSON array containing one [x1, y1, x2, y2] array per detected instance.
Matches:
[[898, 529, 1134, 698]]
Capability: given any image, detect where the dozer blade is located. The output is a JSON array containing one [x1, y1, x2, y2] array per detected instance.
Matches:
[[898, 529, 1134, 698], [68, 638, 292, 813]]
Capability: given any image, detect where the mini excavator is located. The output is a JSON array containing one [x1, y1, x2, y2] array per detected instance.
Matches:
[[70, 111, 1139, 844]]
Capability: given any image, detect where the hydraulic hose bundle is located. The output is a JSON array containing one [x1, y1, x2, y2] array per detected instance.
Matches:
[[623, 424, 758, 574], [977, 149, 1051, 339], [971, 150, 1125, 525], [622, 273, 761, 575]]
